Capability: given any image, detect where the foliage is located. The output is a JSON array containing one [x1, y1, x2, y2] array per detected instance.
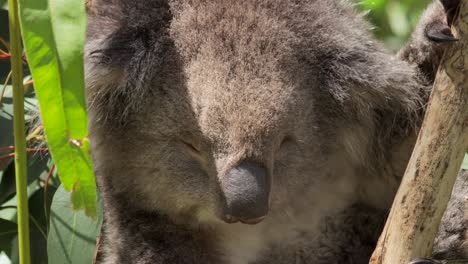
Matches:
[[19, 0, 96, 217], [1, 85, 60, 264], [1, 0, 97, 262], [47, 185, 103, 264], [357, 0, 431, 51]]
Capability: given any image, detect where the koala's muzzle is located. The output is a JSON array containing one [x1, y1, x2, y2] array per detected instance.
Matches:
[[221, 161, 270, 225]]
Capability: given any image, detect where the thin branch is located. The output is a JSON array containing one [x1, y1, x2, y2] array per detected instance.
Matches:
[[0, 37, 10, 51], [0, 49, 11, 59], [0, 145, 15, 152], [43, 163, 55, 231], [0, 70, 13, 104], [23, 79, 33, 86], [0, 153, 15, 161], [28, 214, 47, 240]]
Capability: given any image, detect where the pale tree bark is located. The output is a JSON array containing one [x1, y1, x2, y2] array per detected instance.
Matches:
[[370, 1, 468, 263]]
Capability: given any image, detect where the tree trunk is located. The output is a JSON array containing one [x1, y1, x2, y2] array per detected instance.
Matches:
[[369, 1, 468, 263]]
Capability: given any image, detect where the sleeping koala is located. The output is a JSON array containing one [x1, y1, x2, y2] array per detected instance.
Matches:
[[84, 0, 467, 263]]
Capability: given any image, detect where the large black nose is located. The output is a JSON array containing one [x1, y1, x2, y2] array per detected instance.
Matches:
[[221, 161, 270, 224]]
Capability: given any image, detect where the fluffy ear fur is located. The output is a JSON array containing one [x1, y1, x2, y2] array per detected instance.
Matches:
[[85, 0, 174, 125]]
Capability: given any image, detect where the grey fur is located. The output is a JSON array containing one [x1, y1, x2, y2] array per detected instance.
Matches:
[[433, 170, 468, 259], [85, 0, 467, 263]]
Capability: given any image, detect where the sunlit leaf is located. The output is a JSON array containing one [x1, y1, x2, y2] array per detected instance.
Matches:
[[18, 0, 96, 216], [386, 1, 410, 36], [360, 0, 386, 9]]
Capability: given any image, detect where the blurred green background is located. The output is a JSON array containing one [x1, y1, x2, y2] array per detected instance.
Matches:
[[358, 0, 432, 51]]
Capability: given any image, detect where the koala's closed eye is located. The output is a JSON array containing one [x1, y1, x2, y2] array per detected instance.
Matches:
[[88, 47, 133, 65], [88, 49, 110, 63]]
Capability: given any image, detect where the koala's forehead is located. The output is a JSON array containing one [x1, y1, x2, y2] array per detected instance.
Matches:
[[85, 0, 360, 127], [171, 2, 311, 87], [89, 2, 309, 73]]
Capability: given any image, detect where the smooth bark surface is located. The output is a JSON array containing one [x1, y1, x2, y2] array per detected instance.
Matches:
[[370, 1, 468, 263]]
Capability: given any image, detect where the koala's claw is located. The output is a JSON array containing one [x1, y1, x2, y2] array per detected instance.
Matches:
[[408, 258, 444, 264], [424, 0, 461, 43], [426, 26, 459, 42]]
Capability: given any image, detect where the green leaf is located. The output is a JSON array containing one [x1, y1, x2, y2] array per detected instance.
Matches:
[[47, 185, 103, 264], [0, 218, 17, 253], [8, 230, 48, 264], [360, 0, 386, 9], [462, 153, 468, 170], [18, 0, 96, 216], [0, 162, 15, 204], [4, 187, 57, 264], [0, 152, 51, 204], [0, 9, 10, 78], [386, 1, 410, 36]]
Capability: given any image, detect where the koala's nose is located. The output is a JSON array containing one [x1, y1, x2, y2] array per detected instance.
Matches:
[[221, 161, 270, 225]]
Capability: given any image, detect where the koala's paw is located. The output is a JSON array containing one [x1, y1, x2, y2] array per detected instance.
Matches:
[[408, 258, 445, 264], [425, 0, 461, 43]]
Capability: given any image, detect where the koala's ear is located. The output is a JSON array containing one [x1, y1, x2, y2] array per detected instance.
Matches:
[[85, 0, 174, 125], [86, 0, 172, 63]]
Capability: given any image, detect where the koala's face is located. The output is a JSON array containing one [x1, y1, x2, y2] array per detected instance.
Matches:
[[86, 0, 352, 225]]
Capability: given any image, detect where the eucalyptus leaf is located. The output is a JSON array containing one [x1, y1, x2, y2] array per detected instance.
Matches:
[[47, 185, 103, 264], [2, 186, 57, 264], [8, 229, 48, 264], [0, 9, 9, 78], [0, 92, 15, 160], [0, 152, 50, 205], [18, 0, 96, 216], [0, 218, 16, 253], [462, 153, 468, 170], [28, 186, 57, 234], [0, 162, 15, 204]]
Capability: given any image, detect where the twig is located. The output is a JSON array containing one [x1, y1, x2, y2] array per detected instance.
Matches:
[[43, 164, 55, 229], [0, 70, 12, 104], [0, 37, 10, 51], [7, 0, 31, 263], [0, 153, 15, 161]]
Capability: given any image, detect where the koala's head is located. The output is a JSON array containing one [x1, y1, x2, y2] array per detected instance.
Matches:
[[86, 0, 422, 225]]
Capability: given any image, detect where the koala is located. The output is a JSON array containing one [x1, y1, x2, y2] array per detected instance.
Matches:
[[84, 0, 467, 263]]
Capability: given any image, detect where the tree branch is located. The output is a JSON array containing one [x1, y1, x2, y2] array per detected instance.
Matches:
[[370, 1, 468, 263]]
